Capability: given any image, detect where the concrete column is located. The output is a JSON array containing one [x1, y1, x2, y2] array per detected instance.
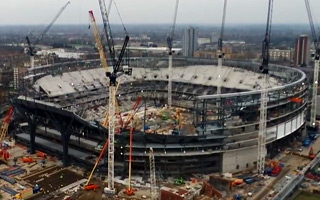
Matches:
[[301, 124, 307, 139], [29, 123, 36, 154], [61, 133, 71, 166]]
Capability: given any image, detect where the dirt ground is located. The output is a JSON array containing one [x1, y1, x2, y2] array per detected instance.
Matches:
[[24, 168, 85, 200]]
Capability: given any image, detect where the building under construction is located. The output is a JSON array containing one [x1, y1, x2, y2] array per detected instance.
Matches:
[[11, 56, 308, 177]]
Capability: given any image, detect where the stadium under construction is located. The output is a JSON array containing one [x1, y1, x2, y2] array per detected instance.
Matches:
[[11, 57, 308, 177]]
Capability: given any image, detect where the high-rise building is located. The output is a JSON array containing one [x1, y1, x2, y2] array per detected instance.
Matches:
[[294, 35, 310, 67], [182, 27, 198, 57], [269, 49, 294, 62]]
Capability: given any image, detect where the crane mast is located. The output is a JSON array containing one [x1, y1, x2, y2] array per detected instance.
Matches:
[[217, 0, 228, 95], [257, 0, 273, 174], [149, 148, 157, 200], [305, 0, 320, 128], [217, 0, 227, 67], [167, 0, 180, 108], [108, 0, 113, 15], [98, 0, 116, 68], [97, 0, 131, 194]]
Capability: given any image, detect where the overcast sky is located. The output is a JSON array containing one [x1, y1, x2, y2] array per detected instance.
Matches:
[[0, 0, 319, 25]]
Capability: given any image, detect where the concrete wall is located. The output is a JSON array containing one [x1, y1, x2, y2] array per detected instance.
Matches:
[[276, 112, 305, 140], [222, 110, 305, 173], [222, 146, 258, 173]]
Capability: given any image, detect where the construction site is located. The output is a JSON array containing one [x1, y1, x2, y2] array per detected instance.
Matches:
[[1, 0, 320, 199]]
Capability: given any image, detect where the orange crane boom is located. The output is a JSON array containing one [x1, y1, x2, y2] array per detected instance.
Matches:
[[85, 140, 109, 186], [125, 125, 135, 195]]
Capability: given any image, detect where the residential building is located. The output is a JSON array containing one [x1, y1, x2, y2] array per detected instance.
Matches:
[[182, 27, 198, 57], [294, 35, 310, 66], [269, 49, 293, 62]]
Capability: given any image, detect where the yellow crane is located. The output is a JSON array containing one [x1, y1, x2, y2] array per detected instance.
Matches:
[[0, 107, 13, 143], [89, 10, 121, 129], [86, 10, 111, 187], [89, 10, 108, 72]]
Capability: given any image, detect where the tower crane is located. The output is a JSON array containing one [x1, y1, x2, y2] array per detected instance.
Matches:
[[217, 0, 228, 95], [97, 0, 132, 194], [149, 148, 157, 200], [217, 0, 227, 68], [167, 0, 180, 108], [257, 0, 273, 174], [25, 1, 70, 71], [305, 0, 320, 128]]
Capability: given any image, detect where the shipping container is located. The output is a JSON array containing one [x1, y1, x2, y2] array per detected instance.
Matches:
[[21, 188, 33, 199]]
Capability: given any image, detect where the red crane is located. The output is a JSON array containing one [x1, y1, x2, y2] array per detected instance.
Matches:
[[122, 97, 142, 131], [0, 106, 14, 161]]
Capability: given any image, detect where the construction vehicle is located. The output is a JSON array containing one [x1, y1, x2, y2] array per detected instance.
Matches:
[[269, 160, 280, 168], [271, 166, 282, 176], [85, 184, 100, 191], [25, 1, 70, 75], [36, 151, 47, 158], [22, 156, 45, 164], [305, 0, 320, 128], [22, 157, 36, 163], [232, 179, 244, 187], [234, 194, 246, 200], [264, 167, 273, 176], [33, 184, 41, 194], [243, 177, 256, 184], [257, 0, 274, 174], [97, 0, 131, 194], [167, 0, 180, 108], [174, 177, 185, 186], [303, 138, 311, 147]]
